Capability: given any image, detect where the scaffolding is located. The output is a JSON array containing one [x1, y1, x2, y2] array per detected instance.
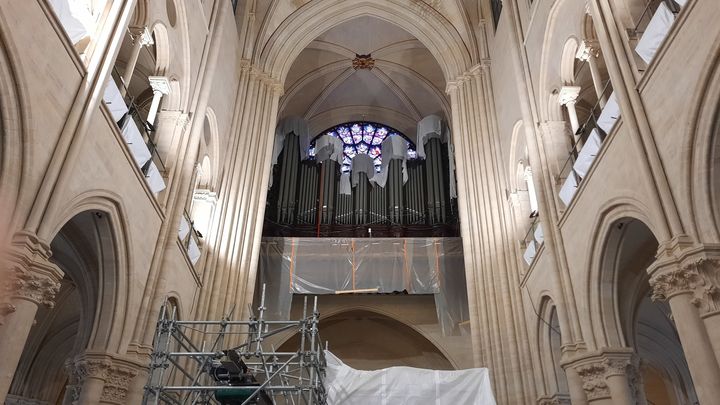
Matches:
[[143, 286, 327, 405]]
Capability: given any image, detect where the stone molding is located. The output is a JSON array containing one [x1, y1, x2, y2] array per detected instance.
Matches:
[[4, 394, 48, 405], [537, 393, 571, 404], [67, 353, 141, 404], [568, 348, 639, 401], [650, 257, 720, 316]]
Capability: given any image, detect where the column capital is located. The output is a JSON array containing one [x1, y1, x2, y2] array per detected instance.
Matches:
[[649, 241, 720, 316], [558, 86, 582, 106], [69, 353, 140, 404], [148, 76, 171, 95], [2, 231, 63, 308], [567, 348, 638, 401], [129, 26, 154, 47], [576, 39, 601, 61], [537, 394, 571, 405]]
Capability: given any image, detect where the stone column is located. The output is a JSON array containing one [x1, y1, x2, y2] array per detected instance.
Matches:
[[559, 86, 582, 136], [66, 353, 139, 405], [146, 76, 171, 127], [650, 261, 720, 404], [572, 349, 643, 405], [119, 27, 154, 97], [0, 232, 62, 404], [576, 40, 607, 108]]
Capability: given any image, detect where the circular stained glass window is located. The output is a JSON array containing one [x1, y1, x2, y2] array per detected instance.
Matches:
[[309, 122, 416, 173]]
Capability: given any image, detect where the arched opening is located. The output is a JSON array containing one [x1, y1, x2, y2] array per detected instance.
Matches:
[[279, 309, 453, 370], [7, 210, 119, 403], [598, 218, 698, 404], [537, 298, 569, 402]]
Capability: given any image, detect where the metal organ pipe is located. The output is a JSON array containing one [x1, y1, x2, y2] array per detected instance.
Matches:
[[354, 172, 369, 225], [275, 133, 300, 223]]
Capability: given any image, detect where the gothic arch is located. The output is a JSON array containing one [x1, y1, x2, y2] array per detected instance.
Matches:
[[256, 0, 473, 85], [686, 37, 720, 243], [536, 296, 569, 399], [40, 192, 133, 353]]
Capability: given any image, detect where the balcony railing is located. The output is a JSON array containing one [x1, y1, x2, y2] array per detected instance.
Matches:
[[557, 80, 618, 207], [629, 0, 685, 70], [102, 65, 167, 194]]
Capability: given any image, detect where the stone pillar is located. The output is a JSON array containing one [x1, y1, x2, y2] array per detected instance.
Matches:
[[0, 232, 62, 404], [564, 366, 589, 405], [649, 260, 720, 404], [572, 349, 643, 405], [576, 40, 607, 108], [66, 353, 139, 405], [146, 76, 171, 127], [559, 86, 582, 136], [119, 27, 154, 97]]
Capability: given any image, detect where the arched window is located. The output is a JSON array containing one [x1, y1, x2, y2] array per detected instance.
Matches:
[[309, 122, 417, 173]]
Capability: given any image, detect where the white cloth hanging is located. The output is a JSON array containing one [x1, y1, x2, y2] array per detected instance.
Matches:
[[48, 0, 93, 44], [120, 118, 152, 167], [573, 129, 603, 178], [103, 79, 128, 122], [178, 216, 190, 240], [324, 351, 496, 405], [372, 135, 408, 188], [314, 134, 344, 163], [559, 173, 579, 207], [533, 223, 544, 245], [339, 173, 352, 195], [416, 115, 443, 159], [523, 240, 537, 265], [596, 92, 621, 135], [144, 161, 166, 193], [188, 237, 202, 265], [350, 154, 376, 186], [635, 2, 675, 65]]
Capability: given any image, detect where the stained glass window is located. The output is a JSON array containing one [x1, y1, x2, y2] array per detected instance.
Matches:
[[309, 122, 416, 173]]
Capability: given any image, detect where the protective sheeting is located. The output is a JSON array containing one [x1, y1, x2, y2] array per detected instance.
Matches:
[[48, 0, 93, 44], [258, 237, 468, 336], [373, 135, 409, 188], [597, 92, 621, 134], [573, 129, 603, 178], [188, 237, 201, 265], [145, 161, 167, 193], [523, 240, 537, 265], [315, 134, 344, 163], [635, 2, 675, 65], [120, 118, 152, 167], [339, 173, 352, 195], [103, 79, 128, 122], [559, 173, 579, 207], [274, 116, 309, 162], [448, 143, 458, 199], [533, 223, 544, 245], [178, 216, 190, 240], [324, 351, 496, 405], [675, 0, 687, 6], [416, 115, 443, 159], [351, 154, 376, 186]]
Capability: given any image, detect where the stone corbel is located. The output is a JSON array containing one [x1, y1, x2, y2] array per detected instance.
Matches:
[[2, 231, 63, 308]]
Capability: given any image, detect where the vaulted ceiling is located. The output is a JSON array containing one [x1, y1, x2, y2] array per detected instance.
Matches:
[[278, 16, 450, 141]]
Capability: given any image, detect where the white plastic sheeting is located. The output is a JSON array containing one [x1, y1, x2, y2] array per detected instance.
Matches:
[[597, 92, 621, 134], [573, 129, 603, 178], [258, 237, 469, 336], [145, 161, 166, 193], [350, 154, 376, 186], [559, 173, 579, 207], [48, 0, 95, 44], [339, 173, 352, 195], [324, 351, 496, 405], [523, 241, 537, 265], [120, 118, 152, 167], [533, 223, 544, 245], [315, 134, 344, 163], [103, 79, 128, 122], [188, 237, 201, 265], [179, 216, 190, 240], [416, 115, 443, 159], [373, 135, 409, 188], [635, 2, 675, 65]]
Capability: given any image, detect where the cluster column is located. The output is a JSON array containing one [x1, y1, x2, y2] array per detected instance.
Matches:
[[0, 232, 62, 404], [571, 349, 643, 405]]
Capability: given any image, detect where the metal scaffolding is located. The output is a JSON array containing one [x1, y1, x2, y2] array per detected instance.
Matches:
[[143, 286, 327, 405]]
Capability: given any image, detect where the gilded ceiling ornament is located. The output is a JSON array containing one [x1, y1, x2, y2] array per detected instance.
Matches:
[[352, 54, 375, 70]]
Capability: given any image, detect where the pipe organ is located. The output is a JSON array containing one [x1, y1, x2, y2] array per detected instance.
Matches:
[[265, 120, 458, 237]]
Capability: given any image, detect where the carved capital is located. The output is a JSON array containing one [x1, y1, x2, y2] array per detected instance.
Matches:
[[68, 354, 140, 404], [576, 40, 601, 61], [10, 267, 61, 307], [537, 394, 571, 405], [101, 364, 138, 404], [2, 231, 63, 308], [148, 76, 171, 95], [576, 362, 611, 400], [649, 260, 720, 315], [558, 86, 581, 106]]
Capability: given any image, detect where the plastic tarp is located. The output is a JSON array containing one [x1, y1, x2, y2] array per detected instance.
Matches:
[[258, 237, 468, 335], [145, 161, 166, 193], [597, 92, 621, 135], [523, 240, 537, 265], [120, 117, 152, 167], [533, 223, 544, 245], [373, 135, 409, 188], [635, 2, 675, 65], [178, 217, 190, 240], [324, 351, 496, 405], [416, 115, 443, 159], [573, 129, 603, 178], [339, 173, 352, 195], [103, 79, 128, 122], [559, 173, 578, 207], [48, 0, 93, 44], [675, 0, 687, 6], [188, 237, 201, 265], [351, 154, 376, 186], [315, 134, 344, 163]]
